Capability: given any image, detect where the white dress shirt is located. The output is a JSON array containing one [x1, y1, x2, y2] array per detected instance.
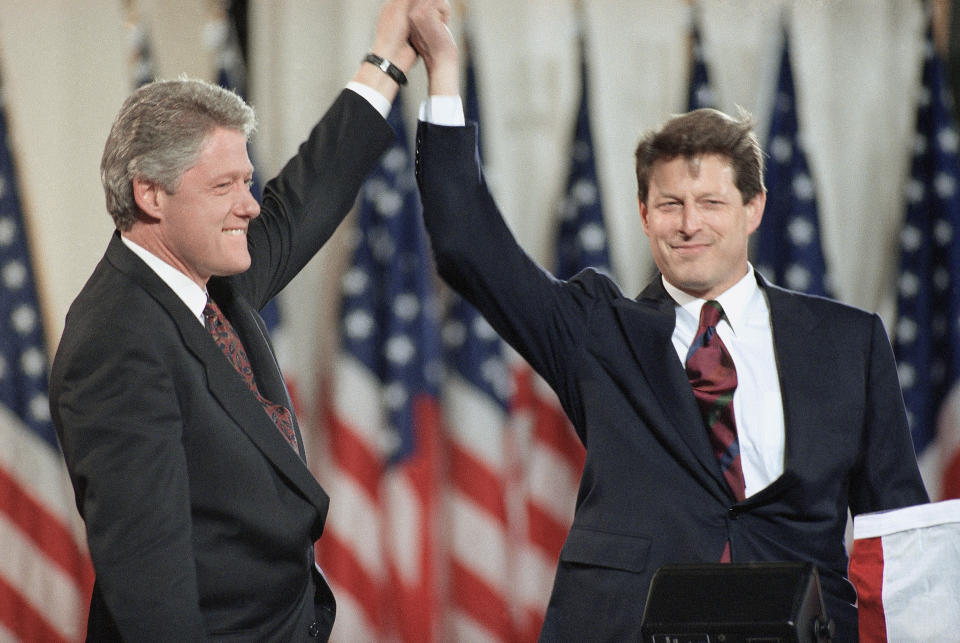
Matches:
[[419, 95, 466, 126], [665, 266, 786, 498], [121, 235, 208, 325]]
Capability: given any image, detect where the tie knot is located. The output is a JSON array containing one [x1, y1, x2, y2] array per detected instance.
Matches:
[[203, 297, 221, 331], [698, 300, 724, 330]]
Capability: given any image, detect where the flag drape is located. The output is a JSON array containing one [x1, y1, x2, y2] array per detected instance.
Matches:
[[893, 22, 960, 501], [687, 12, 716, 112], [319, 92, 444, 642], [753, 30, 831, 297], [0, 73, 93, 642], [440, 32, 520, 641]]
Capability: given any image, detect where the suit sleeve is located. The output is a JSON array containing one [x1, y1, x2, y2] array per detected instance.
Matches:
[[238, 89, 395, 309], [849, 313, 929, 515], [52, 321, 206, 641], [415, 121, 602, 419]]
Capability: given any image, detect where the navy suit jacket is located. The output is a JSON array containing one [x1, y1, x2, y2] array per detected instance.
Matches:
[[50, 90, 393, 641], [414, 121, 928, 642]]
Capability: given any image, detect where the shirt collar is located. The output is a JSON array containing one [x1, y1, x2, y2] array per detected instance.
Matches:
[[662, 264, 760, 335], [120, 235, 208, 325]]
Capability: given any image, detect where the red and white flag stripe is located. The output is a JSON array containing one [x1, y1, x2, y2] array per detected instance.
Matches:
[[0, 407, 93, 641], [444, 373, 513, 641], [319, 356, 442, 642], [509, 362, 584, 639]]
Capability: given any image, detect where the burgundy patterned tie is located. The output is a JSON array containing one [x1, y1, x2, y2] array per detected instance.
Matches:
[[686, 300, 745, 561], [203, 297, 299, 452], [685, 300, 745, 501]]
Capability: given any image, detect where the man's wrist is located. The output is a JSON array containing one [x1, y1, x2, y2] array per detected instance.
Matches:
[[363, 52, 408, 86], [351, 51, 406, 105], [425, 58, 459, 97]]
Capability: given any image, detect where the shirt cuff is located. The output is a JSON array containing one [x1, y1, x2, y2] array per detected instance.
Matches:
[[418, 95, 466, 126], [345, 81, 392, 119]]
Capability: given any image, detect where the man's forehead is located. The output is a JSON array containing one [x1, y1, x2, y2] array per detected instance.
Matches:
[[191, 129, 252, 168], [652, 153, 734, 182]]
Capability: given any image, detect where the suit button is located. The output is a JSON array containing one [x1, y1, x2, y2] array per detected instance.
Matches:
[[308, 621, 321, 638], [728, 507, 739, 519]]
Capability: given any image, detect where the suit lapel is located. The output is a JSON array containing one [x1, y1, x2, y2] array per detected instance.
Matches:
[[763, 278, 831, 475], [611, 277, 731, 501], [105, 235, 326, 510], [207, 279, 307, 461]]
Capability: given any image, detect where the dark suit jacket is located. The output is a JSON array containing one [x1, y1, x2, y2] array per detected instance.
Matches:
[[50, 90, 394, 641], [414, 122, 929, 642]]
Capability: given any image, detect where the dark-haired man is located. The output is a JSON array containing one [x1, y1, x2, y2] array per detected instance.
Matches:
[[408, 3, 928, 640]]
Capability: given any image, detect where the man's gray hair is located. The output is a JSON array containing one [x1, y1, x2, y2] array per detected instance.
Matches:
[[100, 77, 256, 231]]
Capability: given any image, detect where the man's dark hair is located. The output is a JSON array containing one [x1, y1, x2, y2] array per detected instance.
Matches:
[[634, 107, 765, 205]]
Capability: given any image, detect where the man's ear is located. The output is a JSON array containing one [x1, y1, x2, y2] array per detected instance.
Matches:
[[132, 177, 163, 220], [639, 198, 650, 232], [745, 190, 765, 235]]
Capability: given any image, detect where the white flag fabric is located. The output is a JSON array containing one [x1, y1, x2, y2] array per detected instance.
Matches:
[[849, 499, 960, 642]]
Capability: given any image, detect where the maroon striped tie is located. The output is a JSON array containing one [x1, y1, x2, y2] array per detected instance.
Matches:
[[203, 297, 299, 452], [685, 301, 745, 561]]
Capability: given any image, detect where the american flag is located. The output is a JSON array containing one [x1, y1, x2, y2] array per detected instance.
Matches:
[[687, 12, 716, 112], [208, 1, 246, 98], [439, 32, 520, 640], [752, 31, 831, 297], [554, 39, 613, 283], [893, 24, 960, 501], [508, 33, 602, 640], [318, 92, 444, 641], [0, 74, 93, 641], [125, 2, 157, 89], [441, 292, 516, 640]]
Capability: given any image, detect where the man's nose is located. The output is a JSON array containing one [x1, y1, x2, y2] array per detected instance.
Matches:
[[239, 187, 260, 219], [679, 203, 701, 234]]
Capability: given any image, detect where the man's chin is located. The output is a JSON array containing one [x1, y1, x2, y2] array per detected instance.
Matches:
[[667, 270, 710, 292], [212, 259, 252, 278]]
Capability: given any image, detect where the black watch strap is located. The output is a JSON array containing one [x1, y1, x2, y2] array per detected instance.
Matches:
[[363, 52, 408, 86]]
